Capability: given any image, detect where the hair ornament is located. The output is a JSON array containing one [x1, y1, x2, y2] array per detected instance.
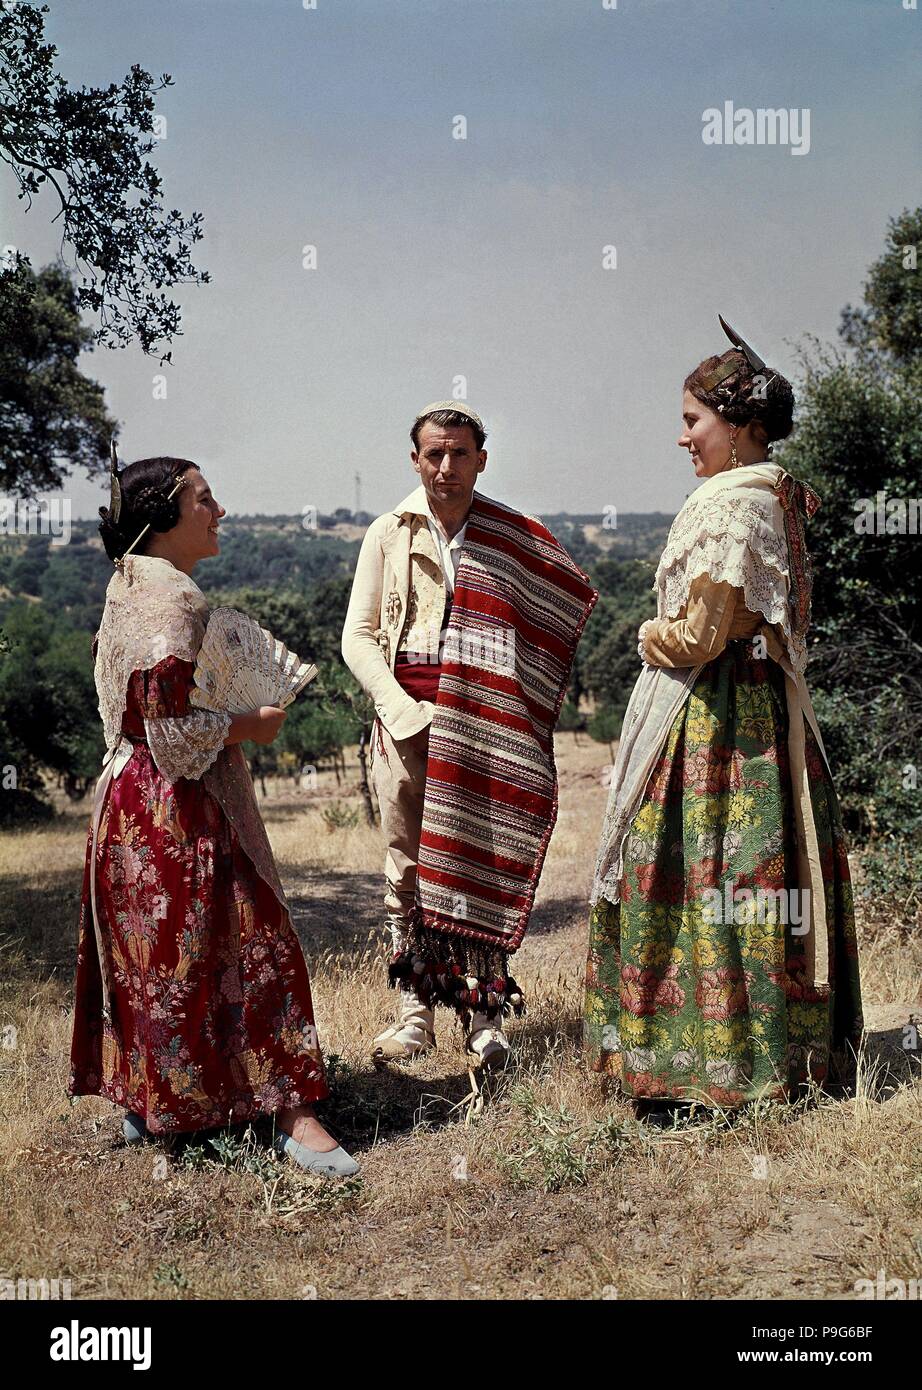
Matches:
[[109, 436, 122, 525], [113, 471, 190, 571], [701, 314, 777, 396]]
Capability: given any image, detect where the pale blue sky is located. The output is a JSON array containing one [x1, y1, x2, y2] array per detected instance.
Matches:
[[4, 0, 920, 520]]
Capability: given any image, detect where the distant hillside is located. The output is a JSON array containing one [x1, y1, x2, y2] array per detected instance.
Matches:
[[0, 510, 675, 626]]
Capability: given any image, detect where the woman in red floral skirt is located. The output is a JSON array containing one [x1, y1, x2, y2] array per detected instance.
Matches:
[[69, 452, 357, 1177]]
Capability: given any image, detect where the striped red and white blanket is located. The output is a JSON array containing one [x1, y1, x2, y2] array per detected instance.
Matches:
[[390, 492, 598, 1019]]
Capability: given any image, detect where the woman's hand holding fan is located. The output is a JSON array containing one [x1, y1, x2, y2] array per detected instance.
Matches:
[[189, 608, 318, 723], [245, 707, 289, 745]]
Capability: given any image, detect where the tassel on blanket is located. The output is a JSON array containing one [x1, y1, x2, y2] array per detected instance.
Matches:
[[388, 919, 526, 1021]]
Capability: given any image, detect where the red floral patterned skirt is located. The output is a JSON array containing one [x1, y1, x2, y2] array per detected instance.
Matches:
[[69, 662, 328, 1134]]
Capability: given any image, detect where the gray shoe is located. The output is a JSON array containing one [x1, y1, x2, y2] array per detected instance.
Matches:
[[122, 1112, 149, 1144], [272, 1129, 360, 1178]]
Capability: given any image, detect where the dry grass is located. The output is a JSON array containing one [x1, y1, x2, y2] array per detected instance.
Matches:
[[1, 734, 920, 1301]]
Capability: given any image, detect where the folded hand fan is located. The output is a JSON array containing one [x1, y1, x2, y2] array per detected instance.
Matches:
[[189, 607, 318, 714]]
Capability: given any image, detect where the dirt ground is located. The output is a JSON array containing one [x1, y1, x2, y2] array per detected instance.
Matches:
[[1, 733, 920, 1301]]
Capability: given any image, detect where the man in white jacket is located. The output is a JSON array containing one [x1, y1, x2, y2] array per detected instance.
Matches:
[[341, 401, 509, 1068]]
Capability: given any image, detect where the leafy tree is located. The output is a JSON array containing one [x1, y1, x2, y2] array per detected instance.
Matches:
[[0, 614, 49, 821], [278, 673, 358, 769], [37, 618, 101, 797], [586, 703, 622, 749], [309, 657, 377, 824], [579, 559, 656, 735], [0, 2, 209, 366], [581, 610, 648, 729], [781, 346, 922, 646], [777, 208, 922, 865], [37, 531, 107, 624], [840, 207, 922, 364], [0, 601, 102, 817], [0, 262, 115, 494], [556, 698, 583, 736]]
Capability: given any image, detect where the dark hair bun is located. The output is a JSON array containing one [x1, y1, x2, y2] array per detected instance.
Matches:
[[685, 350, 795, 443], [131, 482, 183, 533], [98, 456, 199, 562]]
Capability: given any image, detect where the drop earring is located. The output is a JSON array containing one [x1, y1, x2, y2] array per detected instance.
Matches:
[[729, 432, 739, 469]]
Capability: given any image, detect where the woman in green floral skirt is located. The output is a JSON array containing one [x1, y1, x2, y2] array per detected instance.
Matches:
[[584, 323, 863, 1111]]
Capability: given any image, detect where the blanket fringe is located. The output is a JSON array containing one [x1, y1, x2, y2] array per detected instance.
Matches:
[[388, 920, 526, 1022]]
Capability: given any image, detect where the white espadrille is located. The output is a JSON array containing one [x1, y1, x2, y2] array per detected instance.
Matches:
[[464, 1010, 511, 1070], [372, 988, 436, 1063]]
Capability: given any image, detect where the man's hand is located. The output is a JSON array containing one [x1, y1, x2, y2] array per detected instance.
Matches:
[[404, 724, 430, 754]]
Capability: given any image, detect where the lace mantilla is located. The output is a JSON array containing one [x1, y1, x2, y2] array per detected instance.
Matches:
[[95, 554, 210, 751], [93, 553, 289, 913], [653, 464, 807, 674]]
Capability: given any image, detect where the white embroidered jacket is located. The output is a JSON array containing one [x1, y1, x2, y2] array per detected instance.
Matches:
[[341, 484, 466, 740]]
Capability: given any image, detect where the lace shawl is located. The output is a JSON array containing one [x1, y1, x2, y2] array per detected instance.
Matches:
[[95, 554, 213, 752], [93, 554, 288, 910], [652, 462, 809, 675]]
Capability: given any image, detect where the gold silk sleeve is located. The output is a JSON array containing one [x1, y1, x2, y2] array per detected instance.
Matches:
[[640, 574, 740, 668]]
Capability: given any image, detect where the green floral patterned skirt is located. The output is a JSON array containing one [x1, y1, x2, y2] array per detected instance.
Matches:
[[583, 644, 864, 1106]]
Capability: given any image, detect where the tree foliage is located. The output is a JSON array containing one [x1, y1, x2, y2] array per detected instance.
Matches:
[[578, 557, 656, 729], [0, 261, 115, 493], [840, 206, 922, 365], [0, 2, 209, 363], [0, 601, 102, 815], [778, 212, 922, 858]]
